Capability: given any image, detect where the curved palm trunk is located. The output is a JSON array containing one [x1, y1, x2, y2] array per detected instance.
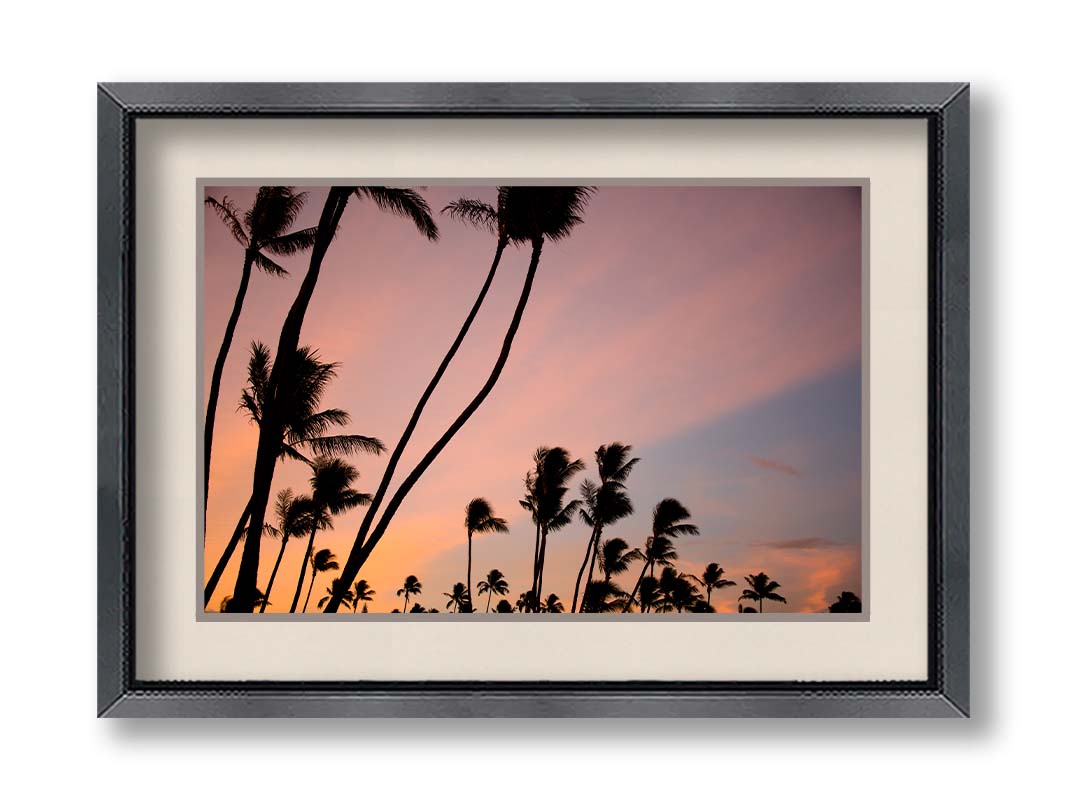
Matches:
[[531, 526, 546, 614], [258, 533, 290, 613], [289, 517, 321, 613], [486, 590, 493, 613], [230, 191, 348, 612], [203, 249, 255, 517], [580, 529, 604, 612], [325, 237, 545, 613], [203, 498, 252, 607], [533, 530, 548, 612], [346, 238, 508, 565], [302, 568, 318, 613], [571, 522, 602, 613], [624, 556, 652, 613], [403, 594, 409, 613], [466, 531, 473, 614]]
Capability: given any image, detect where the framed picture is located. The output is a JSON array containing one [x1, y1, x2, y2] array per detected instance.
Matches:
[[98, 82, 969, 717]]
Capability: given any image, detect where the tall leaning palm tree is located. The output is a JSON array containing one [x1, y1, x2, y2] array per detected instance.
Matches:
[[396, 575, 422, 613], [624, 499, 700, 612], [689, 562, 737, 609], [520, 446, 585, 612], [740, 572, 788, 613], [203, 188, 317, 513], [258, 488, 316, 612], [476, 569, 509, 613], [229, 187, 437, 612], [204, 343, 383, 608], [289, 457, 369, 613], [463, 498, 508, 613], [301, 548, 339, 613], [325, 188, 594, 613], [572, 443, 639, 612]]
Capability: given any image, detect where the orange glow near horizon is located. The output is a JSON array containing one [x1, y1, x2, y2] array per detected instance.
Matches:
[[203, 185, 862, 615]]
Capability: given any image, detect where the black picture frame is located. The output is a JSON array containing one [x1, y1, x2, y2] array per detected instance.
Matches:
[[98, 82, 969, 718]]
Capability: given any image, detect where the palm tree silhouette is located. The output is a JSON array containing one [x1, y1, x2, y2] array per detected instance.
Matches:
[[230, 187, 437, 612], [581, 579, 628, 613], [219, 588, 268, 613], [740, 572, 787, 612], [203, 188, 317, 514], [204, 343, 382, 607], [624, 499, 699, 612], [353, 579, 375, 613], [828, 591, 862, 613], [317, 577, 353, 611], [397, 575, 422, 613], [658, 566, 700, 613], [542, 593, 565, 613], [637, 576, 662, 613], [520, 446, 585, 612], [599, 537, 642, 582], [572, 443, 639, 612], [689, 563, 737, 608], [476, 568, 510, 613], [515, 591, 536, 613], [258, 489, 316, 612], [301, 548, 339, 613], [444, 582, 471, 613], [463, 498, 509, 613], [324, 188, 593, 613], [289, 457, 369, 613]]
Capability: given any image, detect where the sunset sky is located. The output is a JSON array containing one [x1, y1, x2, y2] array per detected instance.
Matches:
[[203, 184, 862, 614]]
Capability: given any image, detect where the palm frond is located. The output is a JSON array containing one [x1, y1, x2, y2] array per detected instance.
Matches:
[[442, 198, 499, 233], [248, 187, 308, 241], [205, 195, 249, 247], [252, 251, 288, 276], [301, 433, 387, 458], [261, 226, 318, 256], [352, 187, 439, 241]]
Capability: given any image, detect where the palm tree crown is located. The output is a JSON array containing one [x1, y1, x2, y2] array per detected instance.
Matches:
[[690, 562, 737, 607], [740, 572, 788, 613], [521, 446, 585, 611], [572, 444, 639, 612], [397, 575, 423, 612], [353, 579, 376, 612], [464, 498, 508, 613], [290, 457, 368, 613], [476, 569, 510, 613], [599, 537, 642, 581], [257, 488, 317, 612], [444, 582, 471, 613]]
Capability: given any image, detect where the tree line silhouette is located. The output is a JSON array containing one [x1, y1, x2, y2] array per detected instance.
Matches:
[[204, 185, 862, 615]]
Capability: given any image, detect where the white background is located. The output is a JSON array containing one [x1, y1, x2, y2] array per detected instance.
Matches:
[[0, 0, 1061, 797]]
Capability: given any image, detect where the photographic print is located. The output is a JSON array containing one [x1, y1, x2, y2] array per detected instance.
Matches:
[[202, 183, 863, 617]]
